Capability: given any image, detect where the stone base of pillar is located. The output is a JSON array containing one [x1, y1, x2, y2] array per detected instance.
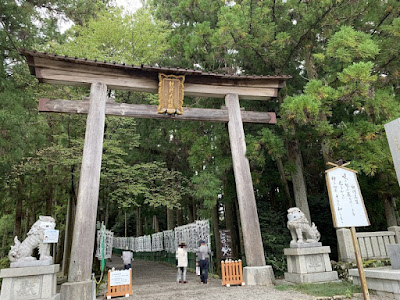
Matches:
[[0, 264, 60, 300], [243, 265, 275, 286], [60, 280, 93, 300]]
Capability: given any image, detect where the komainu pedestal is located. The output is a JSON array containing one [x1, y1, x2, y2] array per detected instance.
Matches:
[[284, 208, 338, 283], [0, 264, 60, 300], [284, 246, 338, 283]]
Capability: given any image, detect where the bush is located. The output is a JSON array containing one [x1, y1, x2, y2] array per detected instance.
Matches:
[[331, 259, 391, 281]]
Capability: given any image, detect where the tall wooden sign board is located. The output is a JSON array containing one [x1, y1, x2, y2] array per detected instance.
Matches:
[[325, 162, 370, 300]]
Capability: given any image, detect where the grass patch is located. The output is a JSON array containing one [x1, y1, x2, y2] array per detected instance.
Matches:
[[275, 281, 361, 298]]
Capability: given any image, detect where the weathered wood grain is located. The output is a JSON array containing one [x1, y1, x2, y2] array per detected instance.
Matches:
[[225, 93, 266, 267], [68, 82, 107, 283], [25, 53, 286, 100], [38, 98, 277, 124]]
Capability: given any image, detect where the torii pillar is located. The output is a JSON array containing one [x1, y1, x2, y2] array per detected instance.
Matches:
[[225, 93, 275, 285], [60, 82, 107, 299]]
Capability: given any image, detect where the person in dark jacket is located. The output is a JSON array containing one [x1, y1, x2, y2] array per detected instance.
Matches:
[[196, 240, 212, 284]]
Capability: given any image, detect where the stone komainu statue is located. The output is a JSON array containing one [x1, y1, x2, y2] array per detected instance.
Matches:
[[8, 216, 56, 262], [287, 207, 320, 244]]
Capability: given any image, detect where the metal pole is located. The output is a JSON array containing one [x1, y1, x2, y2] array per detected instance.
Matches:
[[350, 227, 370, 300]]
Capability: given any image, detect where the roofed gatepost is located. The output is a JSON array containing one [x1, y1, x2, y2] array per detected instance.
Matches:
[[21, 50, 290, 296]]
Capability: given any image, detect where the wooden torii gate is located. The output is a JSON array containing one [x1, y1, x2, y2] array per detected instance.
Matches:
[[21, 50, 290, 297]]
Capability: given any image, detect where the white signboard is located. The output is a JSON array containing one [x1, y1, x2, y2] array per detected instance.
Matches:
[[326, 167, 370, 228], [43, 229, 59, 243], [385, 118, 400, 186], [109, 270, 131, 286]]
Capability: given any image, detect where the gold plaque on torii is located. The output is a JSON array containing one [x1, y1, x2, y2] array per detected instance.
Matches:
[[157, 73, 185, 115]]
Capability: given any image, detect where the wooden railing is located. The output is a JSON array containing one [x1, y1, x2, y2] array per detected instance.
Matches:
[[337, 226, 400, 262], [221, 260, 245, 287]]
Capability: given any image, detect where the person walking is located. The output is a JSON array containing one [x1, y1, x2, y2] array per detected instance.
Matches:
[[176, 242, 188, 283], [196, 240, 212, 284], [121, 246, 133, 270]]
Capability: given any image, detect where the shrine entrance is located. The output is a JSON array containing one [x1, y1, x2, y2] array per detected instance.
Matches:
[[21, 50, 289, 298]]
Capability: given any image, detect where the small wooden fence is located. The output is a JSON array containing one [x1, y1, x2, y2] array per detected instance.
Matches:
[[221, 260, 245, 287], [105, 269, 133, 299]]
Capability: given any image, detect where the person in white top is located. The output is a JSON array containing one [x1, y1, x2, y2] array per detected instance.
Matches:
[[176, 242, 188, 283], [121, 246, 133, 270]]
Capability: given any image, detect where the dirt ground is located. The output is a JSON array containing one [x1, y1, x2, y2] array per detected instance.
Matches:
[[96, 255, 392, 300]]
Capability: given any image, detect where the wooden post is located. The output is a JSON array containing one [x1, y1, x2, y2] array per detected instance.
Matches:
[[225, 93, 266, 267], [68, 82, 107, 282], [350, 227, 370, 300]]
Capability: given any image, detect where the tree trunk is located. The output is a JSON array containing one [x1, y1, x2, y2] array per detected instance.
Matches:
[[304, 42, 318, 80], [152, 215, 159, 232], [13, 178, 24, 239], [187, 204, 194, 223], [56, 233, 64, 264], [276, 157, 294, 208], [224, 201, 239, 259], [23, 207, 30, 240], [105, 201, 109, 228], [45, 165, 54, 216], [234, 199, 245, 260], [192, 204, 197, 221], [167, 208, 175, 230], [212, 203, 221, 275], [383, 196, 398, 227], [143, 216, 148, 234], [46, 118, 54, 216], [2, 231, 8, 256], [304, 42, 332, 165], [61, 167, 77, 276], [136, 207, 143, 236], [176, 209, 183, 226], [288, 138, 311, 223]]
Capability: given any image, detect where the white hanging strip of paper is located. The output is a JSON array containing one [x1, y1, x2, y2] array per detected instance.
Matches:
[[143, 235, 152, 252], [196, 220, 211, 248], [163, 230, 175, 253], [105, 231, 113, 258], [151, 232, 164, 251], [174, 226, 184, 250]]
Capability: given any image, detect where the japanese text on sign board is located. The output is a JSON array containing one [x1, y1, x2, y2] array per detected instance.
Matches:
[[109, 270, 131, 286], [326, 167, 369, 228]]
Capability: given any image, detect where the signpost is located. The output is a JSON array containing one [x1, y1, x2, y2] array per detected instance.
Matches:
[[325, 161, 370, 300]]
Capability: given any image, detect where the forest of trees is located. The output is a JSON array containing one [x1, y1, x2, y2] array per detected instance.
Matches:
[[1, 0, 400, 276]]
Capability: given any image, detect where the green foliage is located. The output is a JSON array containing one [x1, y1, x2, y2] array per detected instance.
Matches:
[[326, 26, 380, 63], [48, 7, 171, 65], [2, 0, 400, 270], [191, 171, 222, 210]]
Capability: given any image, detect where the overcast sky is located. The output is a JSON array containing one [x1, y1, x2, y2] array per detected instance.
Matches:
[[115, 0, 143, 14]]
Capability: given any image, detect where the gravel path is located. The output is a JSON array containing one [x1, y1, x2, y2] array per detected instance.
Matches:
[[97, 255, 391, 300]]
